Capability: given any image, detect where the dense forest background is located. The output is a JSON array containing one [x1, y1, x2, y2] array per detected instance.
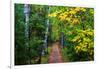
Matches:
[[15, 4, 94, 65]]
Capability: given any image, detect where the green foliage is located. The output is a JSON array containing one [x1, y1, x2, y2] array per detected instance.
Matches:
[[15, 4, 94, 65], [15, 4, 27, 65], [72, 29, 94, 60], [15, 4, 47, 65], [49, 7, 94, 61]]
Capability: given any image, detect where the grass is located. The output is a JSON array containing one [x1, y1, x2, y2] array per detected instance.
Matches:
[[41, 46, 52, 64], [61, 47, 69, 62], [41, 55, 49, 64]]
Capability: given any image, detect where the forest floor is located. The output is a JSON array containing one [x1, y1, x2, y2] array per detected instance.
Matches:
[[48, 42, 63, 63]]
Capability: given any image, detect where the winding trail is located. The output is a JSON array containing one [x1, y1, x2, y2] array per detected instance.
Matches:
[[49, 42, 63, 63]]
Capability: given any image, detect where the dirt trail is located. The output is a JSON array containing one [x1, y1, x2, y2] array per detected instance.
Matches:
[[48, 42, 63, 63]]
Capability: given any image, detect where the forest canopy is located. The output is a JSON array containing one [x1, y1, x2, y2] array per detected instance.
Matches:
[[15, 4, 94, 65]]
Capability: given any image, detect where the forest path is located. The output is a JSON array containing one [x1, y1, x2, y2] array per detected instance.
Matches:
[[48, 42, 63, 63]]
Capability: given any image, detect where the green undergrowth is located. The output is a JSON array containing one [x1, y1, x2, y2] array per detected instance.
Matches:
[[41, 46, 52, 64]]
